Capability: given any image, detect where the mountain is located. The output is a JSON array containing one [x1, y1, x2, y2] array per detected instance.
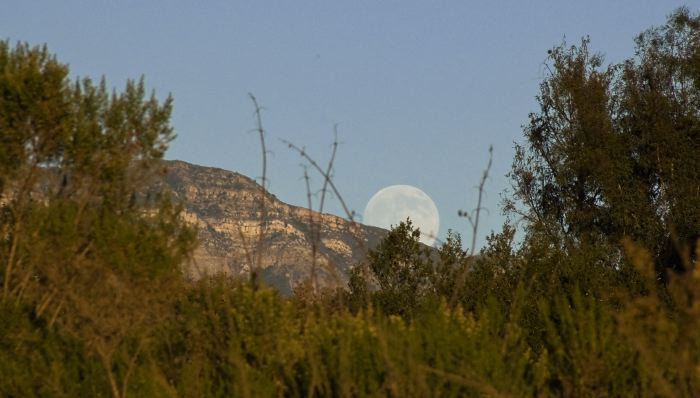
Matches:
[[155, 160, 386, 294]]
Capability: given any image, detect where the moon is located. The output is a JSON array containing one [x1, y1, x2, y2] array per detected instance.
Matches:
[[363, 185, 440, 246]]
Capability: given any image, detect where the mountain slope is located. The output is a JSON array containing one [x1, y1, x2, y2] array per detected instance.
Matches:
[[156, 160, 385, 294]]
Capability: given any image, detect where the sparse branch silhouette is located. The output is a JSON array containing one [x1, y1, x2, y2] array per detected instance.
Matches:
[[281, 139, 356, 223], [302, 166, 320, 294], [459, 145, 493, 257], [285, 131, 358, 298], [248, 93, 268, 286], [318, 125, 339, 216], [449, 145, 493, 309]]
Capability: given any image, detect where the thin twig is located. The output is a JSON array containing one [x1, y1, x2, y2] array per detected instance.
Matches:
[[467, 145, 493, 257], [450, 146, 493, 308], [281, 139, 355, 223], [248, 93, 267, 287], [309, 128, 340, 295], [283, 131, 365, 295], [318, 125, 339, 215], [303, 166, 318, 294], [120, 339, 144, 398]]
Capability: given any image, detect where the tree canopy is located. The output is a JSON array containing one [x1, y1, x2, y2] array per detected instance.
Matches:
[[507, 7, 700, 276], [0, 40, 194, 398]]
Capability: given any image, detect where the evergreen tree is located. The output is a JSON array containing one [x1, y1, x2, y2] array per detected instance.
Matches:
[[349, 220, 434, 317]]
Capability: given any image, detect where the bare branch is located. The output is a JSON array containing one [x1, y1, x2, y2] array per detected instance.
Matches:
[[451, 145, 493, 308], [459, 145, 493, 257], [281, 139, 355, 223], [318, 125, 339, 215], [248, 93, 268, 287], [303, 166, 319, 294]]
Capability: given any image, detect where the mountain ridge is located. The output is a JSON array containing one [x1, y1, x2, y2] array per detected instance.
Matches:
[[155, 160, 386, 294]]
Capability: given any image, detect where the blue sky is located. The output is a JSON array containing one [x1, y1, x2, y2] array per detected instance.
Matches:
[[2, 1, 691, 249]]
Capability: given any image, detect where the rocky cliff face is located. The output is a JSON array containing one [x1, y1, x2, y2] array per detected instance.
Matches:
[[156, 160, 386, 294]]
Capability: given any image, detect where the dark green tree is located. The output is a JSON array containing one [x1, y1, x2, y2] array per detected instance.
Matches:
[[431, 230, 468, 298], [349, 220, 434, 317], [508, 7, 700, 276]]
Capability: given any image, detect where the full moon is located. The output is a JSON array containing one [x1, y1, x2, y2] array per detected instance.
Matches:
[[363, 185, 440, 246]]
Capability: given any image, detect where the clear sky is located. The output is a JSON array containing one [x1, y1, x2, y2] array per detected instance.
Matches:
[[2, 1, 692, 249]]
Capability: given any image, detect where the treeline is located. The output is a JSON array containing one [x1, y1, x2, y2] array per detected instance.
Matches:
[[1, 7, 699, 397]]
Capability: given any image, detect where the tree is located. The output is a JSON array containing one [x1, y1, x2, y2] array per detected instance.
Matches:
[[0, 41, 194, 398], [349, 220, 434, 317], [508, 7, 700, 276], [431, 230, 468, 298]]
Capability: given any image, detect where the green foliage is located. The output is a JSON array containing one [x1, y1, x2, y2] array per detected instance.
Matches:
[[0, 42, 69, 190], [0, 40, 195, 398], [432, 230, 468, 297], [155, 279, 543, 397], [2, 8, 700, 397], [507, 7, 700, 273], [349, 219, 436, 317]]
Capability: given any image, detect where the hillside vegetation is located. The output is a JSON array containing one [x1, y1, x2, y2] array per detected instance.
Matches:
[[1, 8, 699, 397]]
